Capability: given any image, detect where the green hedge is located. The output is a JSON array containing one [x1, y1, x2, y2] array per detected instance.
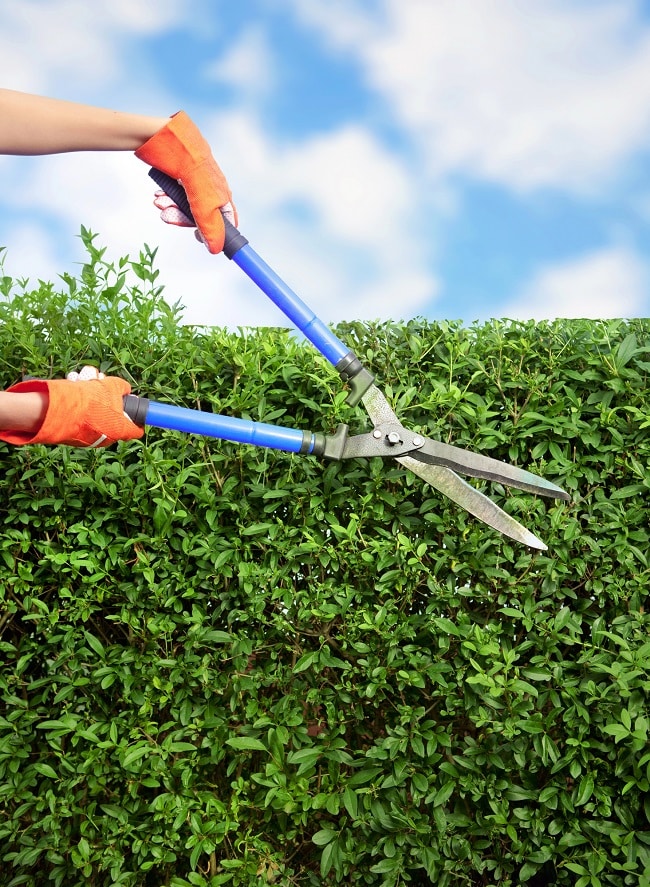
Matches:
[[1, 233, 649, 887]]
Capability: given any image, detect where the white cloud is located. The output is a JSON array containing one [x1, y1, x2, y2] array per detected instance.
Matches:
[[204, 26, 277, 98], [202, 109, 426, 252], [0, 1, 187, 97], [282, 125, 413, 247], [287, 0, 650, 193], [102, 0, 188, 31], [196, 109, 438, 320], [284, 0, 380, 51], [500, 247, 648, 320], [170, 111, 439, 325]]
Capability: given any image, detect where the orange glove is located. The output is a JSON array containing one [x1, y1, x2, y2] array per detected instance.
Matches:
[[135, 111, 237, 254], [0, 368, 143, 447]]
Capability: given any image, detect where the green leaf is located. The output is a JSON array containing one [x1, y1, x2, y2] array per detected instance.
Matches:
[[203, 630, 233, 644], [100, 804, 128, 823], [615, 332, 639, 369], [519, 863, 540, 881], [432, 781, 455, 807], [554, 607, 572, 631], [122, 745, 150, 769], [433, 617, 460, 636], [36, 717, 78, 734], [293, 651, 318, 673], [521, 668, 552, 681], [241, 522, 274, 536], [320, 840, 338, 878], [575, 773, 595, 806], [225, 737, 266, 752], [83, 630, 105, 658], [371, 856, 401, 873], [312, 828, 337, 847], [348, 767, 383, 787], [33, 763, 58, 779], [411, 772, 429, 793], [287, 747, 321, 766], [343, 785, 358, 819]]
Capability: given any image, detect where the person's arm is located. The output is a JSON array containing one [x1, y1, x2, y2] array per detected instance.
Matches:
[[0, 390, 47, 432], [0, 88, 170, 154], [0, 87, 236, 253], [0, 368, 143, 447]]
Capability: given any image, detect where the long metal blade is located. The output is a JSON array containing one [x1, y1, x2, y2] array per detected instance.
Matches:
[[362, 385, 568, 501], [397, 455, 548, 550], [362, 385, 549, 547], [412, 439, 569, 500]]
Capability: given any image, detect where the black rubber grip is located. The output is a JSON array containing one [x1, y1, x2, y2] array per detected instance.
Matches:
[[147, 167, 248, 258], [149, 168, 195, 223], [123, 394, 149, 426]]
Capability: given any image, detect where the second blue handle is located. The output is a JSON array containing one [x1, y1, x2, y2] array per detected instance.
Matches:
[[148, 167, 349, 364], [148, 167, 374, 404], [229, 242, 349, 366]]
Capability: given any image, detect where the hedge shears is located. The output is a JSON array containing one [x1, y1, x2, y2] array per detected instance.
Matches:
[[123, 169, 569, 550]]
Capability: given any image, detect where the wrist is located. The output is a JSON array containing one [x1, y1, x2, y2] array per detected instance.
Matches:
[[0, 390, 48, 432], [129, 114, 173, 149]]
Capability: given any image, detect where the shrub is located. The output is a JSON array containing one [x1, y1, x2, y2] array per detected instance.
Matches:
[[1, 233, 649, 886]]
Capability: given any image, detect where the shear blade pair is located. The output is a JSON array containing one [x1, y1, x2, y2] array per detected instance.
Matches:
[[122, 169, 569, 550], [322, 385, 567, 550]]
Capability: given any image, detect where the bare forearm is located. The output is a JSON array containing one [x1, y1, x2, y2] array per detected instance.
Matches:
[[0, 88, 170, 155], [0, 391, 48, 432]]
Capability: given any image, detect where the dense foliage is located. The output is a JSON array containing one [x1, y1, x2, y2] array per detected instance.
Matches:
[[1, 232, 649, 887]]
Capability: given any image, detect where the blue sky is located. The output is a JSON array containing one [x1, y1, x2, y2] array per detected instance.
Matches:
[[1, 0, 649, 329]]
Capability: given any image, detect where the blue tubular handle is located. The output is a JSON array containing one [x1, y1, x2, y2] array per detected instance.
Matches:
[[148, 168, 374, 405], [124, 395, 322, 455]]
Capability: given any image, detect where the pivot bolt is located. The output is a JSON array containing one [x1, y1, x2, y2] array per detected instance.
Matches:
[[387, 431, 402, 445]]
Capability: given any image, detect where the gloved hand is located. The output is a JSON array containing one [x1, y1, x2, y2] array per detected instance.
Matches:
[[151, 190, 235, 249], [135, 111, 237, 254], [0, 366, 144, 447]]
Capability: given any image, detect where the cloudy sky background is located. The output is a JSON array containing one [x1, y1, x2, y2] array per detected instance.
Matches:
[[1, 0, 649, 329]]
